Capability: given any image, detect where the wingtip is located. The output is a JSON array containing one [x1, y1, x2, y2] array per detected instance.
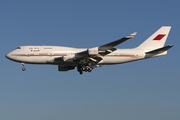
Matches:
[[126, 32, 137, 38], [169, 45, 174, 47]]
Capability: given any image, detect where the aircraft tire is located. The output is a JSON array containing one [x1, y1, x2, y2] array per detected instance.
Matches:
[[22, 67, 26, 71], [80, 71, 83, 75]]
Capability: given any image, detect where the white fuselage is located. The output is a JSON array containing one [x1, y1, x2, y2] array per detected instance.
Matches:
[[6, 46, 165, 66]]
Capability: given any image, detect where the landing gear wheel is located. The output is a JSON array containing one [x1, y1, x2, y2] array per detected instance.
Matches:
[[22, 67, 26, 71], [77, 65, 93, 74], [21, 63, 26, 71], [79, 71, 83, 75], [88, 69, 92, 72]]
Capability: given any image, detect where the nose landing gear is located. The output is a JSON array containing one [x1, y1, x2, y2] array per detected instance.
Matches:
[[21, 63, 26, 71]]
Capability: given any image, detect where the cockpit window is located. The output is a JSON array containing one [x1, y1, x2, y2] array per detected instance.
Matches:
[[16, 47, 21, 49]]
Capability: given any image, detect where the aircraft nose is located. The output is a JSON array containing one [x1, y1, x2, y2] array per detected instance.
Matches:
[[6, 52, 12, 60], [6, 53, 10, 59]]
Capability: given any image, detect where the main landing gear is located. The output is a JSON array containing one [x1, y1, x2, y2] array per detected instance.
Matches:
[[21, 63, 26, 71], [77, 65, 93, 75]]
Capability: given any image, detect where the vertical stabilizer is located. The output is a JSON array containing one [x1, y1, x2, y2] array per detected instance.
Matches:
[[136, 26, 171, 50]]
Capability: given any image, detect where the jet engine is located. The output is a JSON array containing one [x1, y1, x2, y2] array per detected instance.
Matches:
[[58, 65, 75, 71], [88, 48, 99, 55]]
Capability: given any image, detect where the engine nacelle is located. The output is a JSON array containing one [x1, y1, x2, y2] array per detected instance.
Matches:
[[88, 48, 99, 55], [58, 65, 75, 71], [62, 55, 75, 62]]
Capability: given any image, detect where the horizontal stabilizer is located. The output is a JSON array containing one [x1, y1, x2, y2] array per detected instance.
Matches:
[[145, 45, 174, 55]]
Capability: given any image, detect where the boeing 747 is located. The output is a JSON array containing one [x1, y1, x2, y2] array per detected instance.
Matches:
[[6, 26, 173, 74]]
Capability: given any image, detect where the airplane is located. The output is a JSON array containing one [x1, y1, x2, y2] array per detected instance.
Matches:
[[6, 26, 173, 74]]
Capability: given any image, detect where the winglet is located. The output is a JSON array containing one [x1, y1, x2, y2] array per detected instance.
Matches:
[[126, 32, 137, 38]]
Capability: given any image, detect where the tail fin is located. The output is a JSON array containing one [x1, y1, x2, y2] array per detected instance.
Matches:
[[136, 26, 171, 50]]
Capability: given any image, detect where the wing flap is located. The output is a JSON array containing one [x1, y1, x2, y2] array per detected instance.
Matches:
[[99, 47, 117, 56], [79, 55, 102, 65]]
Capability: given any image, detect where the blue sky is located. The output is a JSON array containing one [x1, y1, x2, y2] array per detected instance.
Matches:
[[0, 0, 180, 120]]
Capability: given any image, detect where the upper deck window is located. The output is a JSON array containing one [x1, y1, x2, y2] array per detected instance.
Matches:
[[16, 47, 21, 49]]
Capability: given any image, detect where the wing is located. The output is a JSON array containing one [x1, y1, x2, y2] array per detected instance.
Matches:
[[75, 32, 137, 65], [98, 32, 137, 51]]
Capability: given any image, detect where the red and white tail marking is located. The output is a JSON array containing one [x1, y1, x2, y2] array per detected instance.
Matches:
[[153, 34, 166, 40]]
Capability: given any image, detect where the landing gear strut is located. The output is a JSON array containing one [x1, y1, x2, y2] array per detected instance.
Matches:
[[21, 63, 26, 71], [77, 65, 93, 75]]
